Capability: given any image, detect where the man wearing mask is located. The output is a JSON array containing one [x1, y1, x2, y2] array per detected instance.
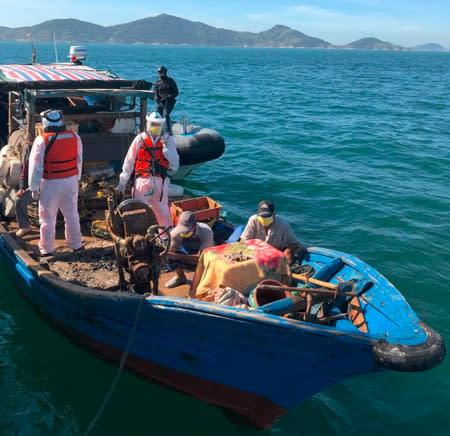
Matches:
[[166, 210, 214, 288], [28, 109, 83, 256], [116, 111, 179, 228], [241, 200, 304, 265], [154, 66, 179, 134]]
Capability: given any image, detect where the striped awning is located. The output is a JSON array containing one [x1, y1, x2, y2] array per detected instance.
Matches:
[[0, 64, 115, 83]]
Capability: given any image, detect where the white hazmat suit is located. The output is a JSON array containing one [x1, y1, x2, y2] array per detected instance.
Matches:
[[28, 110, 83, 255], [117, 112, 179, 228]]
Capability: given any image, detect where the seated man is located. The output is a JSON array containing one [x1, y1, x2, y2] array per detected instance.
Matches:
[[241, 200, 305, 265], [166, 210, 214, 288], [14, 155, 35, 237]]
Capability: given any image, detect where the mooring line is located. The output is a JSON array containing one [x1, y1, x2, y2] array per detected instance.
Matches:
[[83, 293, 148, 435]]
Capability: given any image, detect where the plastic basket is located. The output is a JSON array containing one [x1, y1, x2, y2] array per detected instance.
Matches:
[[170, 196, 222, 226]]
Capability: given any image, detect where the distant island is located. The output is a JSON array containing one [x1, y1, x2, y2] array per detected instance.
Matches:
[[0, 14, 448, 51], [345, 37, 403, 50]]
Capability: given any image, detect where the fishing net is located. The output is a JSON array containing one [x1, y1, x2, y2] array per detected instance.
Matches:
[[26, 173, 131, 227]]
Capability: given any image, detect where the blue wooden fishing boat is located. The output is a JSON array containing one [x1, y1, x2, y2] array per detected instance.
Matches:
[[0, 203, 445, 428]]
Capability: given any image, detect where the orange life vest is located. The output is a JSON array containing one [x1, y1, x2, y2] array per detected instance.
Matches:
[[134, 133, 169, 178], [42, 130, 78, 180]]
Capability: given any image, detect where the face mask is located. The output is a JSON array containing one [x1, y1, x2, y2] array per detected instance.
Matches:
[[180, 230, 194, 239], [258, 216, 274, 227], [149, 126, 162, 136]]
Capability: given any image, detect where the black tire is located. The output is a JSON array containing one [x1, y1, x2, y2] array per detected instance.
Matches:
[[373, 322, 446, 372]]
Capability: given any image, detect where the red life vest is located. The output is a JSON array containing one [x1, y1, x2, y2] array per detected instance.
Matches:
[[134, 133, 169, 178], [42, 130, 79, 180]]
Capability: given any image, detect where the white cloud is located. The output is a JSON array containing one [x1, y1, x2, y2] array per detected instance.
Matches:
[[401, 25, 423, 32], [287, 5, 341, 18], [247, 13, 275, 23]]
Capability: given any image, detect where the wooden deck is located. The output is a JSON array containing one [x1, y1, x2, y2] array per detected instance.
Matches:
[[3, 219, 193, 298]]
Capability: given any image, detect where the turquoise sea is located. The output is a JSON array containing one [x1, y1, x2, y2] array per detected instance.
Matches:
[[0, 42, 449, 435]]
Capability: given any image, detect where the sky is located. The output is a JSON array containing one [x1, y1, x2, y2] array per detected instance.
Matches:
[[2, 0, 450, 48]]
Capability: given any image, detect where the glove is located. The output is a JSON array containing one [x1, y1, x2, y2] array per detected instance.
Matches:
[[116, 183, 125, 194], [31, 190, 40, 200]]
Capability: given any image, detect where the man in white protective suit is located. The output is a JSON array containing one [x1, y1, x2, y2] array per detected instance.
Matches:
[[116, 111, 179, 228], [28, 109, 83, 256]]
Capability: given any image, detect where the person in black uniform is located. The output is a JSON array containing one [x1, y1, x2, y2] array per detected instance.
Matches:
[[154, 66, 179, 135]]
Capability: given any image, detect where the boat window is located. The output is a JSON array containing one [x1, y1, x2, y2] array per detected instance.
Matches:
[[118, 96, 136, 112]]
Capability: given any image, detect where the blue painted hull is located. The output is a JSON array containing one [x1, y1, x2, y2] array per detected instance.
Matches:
[[0, 228, 445, 427]]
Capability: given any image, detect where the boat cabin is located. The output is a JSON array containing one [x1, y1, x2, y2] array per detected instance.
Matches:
[[0, 63, 152, 170]]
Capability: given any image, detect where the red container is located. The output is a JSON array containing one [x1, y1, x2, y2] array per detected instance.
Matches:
[[170, 196, 222, 226]]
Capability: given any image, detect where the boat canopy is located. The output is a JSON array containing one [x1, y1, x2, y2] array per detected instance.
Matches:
[[0, 64, 116, 83]]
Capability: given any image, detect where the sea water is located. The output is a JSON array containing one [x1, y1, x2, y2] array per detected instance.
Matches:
[[0, 42, 449, 435]]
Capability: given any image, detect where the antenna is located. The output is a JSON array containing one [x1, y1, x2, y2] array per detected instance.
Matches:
[[27, 33, 36, 63], [53, 32, 59, 63]]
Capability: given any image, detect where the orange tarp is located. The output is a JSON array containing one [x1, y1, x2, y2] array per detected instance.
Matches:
[[191, 239, 291, 299]]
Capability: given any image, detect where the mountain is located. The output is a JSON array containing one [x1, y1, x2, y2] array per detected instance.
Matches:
[[345, 37, 404, 50], [252, 25, 331, 48], [106, 14, 254, 46], [0, 19, 107, 43], [411, 43, 448, 52], [0, 15, 443, 50], [0, 14, 332, 48]]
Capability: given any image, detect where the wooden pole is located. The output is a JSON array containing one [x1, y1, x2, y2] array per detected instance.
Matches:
[[257, 284, 357, 298], [140, 97, 147, 132], [26, 95, 36, 145], [8, 92, 14, 137], [292, 272, 338, 290]]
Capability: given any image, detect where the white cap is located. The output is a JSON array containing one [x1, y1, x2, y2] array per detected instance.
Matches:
[[40, 109, 63, 128]]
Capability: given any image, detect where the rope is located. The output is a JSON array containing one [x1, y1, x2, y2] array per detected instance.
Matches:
[[83, 292, 148, 436]]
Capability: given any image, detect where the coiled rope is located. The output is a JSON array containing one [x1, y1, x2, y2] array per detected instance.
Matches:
[[83, 292, 148, 435]]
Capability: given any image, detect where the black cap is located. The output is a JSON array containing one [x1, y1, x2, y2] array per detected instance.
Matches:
[[257, 200, 275, 218], [157, 66, 167, 74]]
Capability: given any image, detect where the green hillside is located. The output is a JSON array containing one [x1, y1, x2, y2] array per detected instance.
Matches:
[[0, 14, 332, 48], [1, 15, 436, 50], [345, 37, 404, 50]]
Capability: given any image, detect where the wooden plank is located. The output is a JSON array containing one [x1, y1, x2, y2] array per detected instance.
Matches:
[[0, 227, 54, 277], [61, 112, 139, 121], [0, 79, 153, 92], [28, 89, 154, 99]]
